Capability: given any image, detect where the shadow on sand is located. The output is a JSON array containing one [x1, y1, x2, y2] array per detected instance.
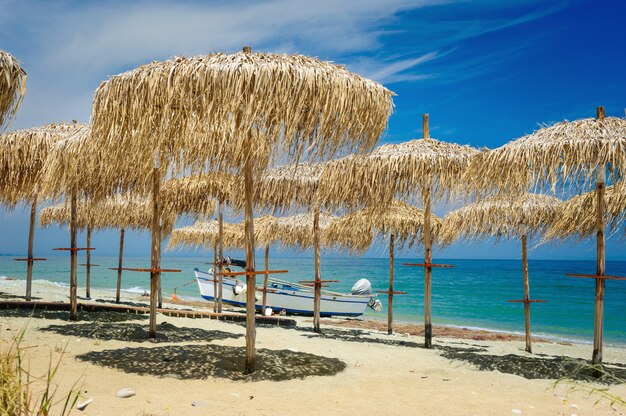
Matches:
[[437, 344, 626, 384], [0, 308, 147, 323], [77, 344, 346, 381], [40, 321, 241, 343], [287, 326, 420, 348]]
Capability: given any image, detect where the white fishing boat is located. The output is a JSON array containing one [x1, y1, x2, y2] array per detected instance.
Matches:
[[194, 268, 381, 317]]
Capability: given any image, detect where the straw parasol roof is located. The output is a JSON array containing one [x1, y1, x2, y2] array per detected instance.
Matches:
[[440, 193, 562, 244], [39, 194, 177, 234], [0, 123, 70, 207], [167, 219, 246, 250], [255, 162, 327, 211], [465, 117, 626, 194], [160, 173, 231, 217], [544, 182, 626, 241], [90, 51, 395, 186], [0, 50, 27, 129], [320, 137, 482, 208], [326, 200, 442, 252]]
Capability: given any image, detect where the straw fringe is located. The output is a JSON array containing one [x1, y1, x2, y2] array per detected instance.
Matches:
[[326, 200, 441, 252], [0, 50, 26, 129], [319, 138, 481, 208], [90, 51, 394, 192], [544, 182, 626, 241], [464, 117, 626, 194], [0, 124, 68, 207], [39, 194, 176, 234], [440, 193, 561, 245], [254, 162, 327, 212], [161, 173, 230, 217]]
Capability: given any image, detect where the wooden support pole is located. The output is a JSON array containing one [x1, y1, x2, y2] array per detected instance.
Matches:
[[85, 226, 92, 299], [115, 229, 124, 303], [423, 114, 433, 348], [522, 234, 532, 353], [25, 200, 36, 301], [593, 106, 606, 365], [69, 189, 78, 320], [423, 113, 429, 139], [218, 199, 224, 313], [243, 157, 256, 374], [149, 166, 161, 338], [157, 223, 163, 309], [262, 244, 270, 315], [388, 234, 395, 335], [213, 241, 218, 313], [313, 206, 322, 333]]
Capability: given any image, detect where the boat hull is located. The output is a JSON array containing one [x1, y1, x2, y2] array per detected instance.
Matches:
[[195, 270, 370, 317]]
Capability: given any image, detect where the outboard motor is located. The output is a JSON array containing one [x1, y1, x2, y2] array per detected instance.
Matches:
[[351, 278, 372, 295], [351, 279, 383, 312]]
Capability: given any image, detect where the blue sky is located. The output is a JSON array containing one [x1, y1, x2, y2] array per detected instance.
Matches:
[[0, 0, 625, 260]]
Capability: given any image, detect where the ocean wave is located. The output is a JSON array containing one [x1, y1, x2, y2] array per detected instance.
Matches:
[[32, 278, 69, 288], [121, 286, 149, 294]]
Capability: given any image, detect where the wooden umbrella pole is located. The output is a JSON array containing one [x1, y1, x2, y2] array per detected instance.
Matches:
[[115, 229, 125, 303], [313, 206, 322, 333], [522, 234, 532, 353], [148, 165, 161, 338], [243, 157, 256, 374], [85, 226, 92, 298], [157, 223, 163, 309], [218, 199, 224, 313], [25, 199, 36, 301], [422, 113, 433, 348], [592, 106, 606, 365], [262, 244, 269, 315], [69, 189, 78, 320], [213, 241, 218, 312], [388, 234, 395, 335]]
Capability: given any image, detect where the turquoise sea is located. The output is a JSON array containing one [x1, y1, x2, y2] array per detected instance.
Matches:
[[2, 255, 626, 345]]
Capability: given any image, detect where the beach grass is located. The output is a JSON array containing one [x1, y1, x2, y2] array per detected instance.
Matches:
[[0, 327, 81, 415]]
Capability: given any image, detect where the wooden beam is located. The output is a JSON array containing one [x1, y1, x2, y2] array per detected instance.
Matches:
[[243, 155, 256, 374], [25, 200, 36, 301], [388, 234, 394, 335], [115, 229, 124, 303], [69, 189, 78, 320], [593, 106, 606, 366], [313, 207, 322, 333], [85, 226, 92, 299], [522, 234, 532, 353], [149, 166, 160, 338]]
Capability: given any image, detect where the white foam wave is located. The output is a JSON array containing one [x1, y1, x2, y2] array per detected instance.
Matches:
[[121, 286, 148, 294]]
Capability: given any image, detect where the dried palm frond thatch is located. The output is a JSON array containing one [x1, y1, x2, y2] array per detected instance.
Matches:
[[90, 50, 395, 186], [161, 173, 232, 217], [254, 162, 327, 212], [0, 50, 27, 129], [167, 220, 246, 250], [39, 194, 176, 234], [320, 137, 481, 208], [0, 124, 68, 207], [440, 193, 562, 245], [544, 182, 626, 241], [326, 199, 441, 252], [465, 117, 626, 194]]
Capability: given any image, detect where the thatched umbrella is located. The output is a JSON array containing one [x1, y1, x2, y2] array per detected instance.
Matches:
[[0, 124, 81, 301], [89, 46, 394, 372], [321, 115, 480, 348], [327, 200, 442, 335], [40, 195, 176, 302], [440, 193, 561, 353], [464, 107, 626, 364], [545, 181, 626, 241], [0, 50, 26, 129], [161, 173, 237, 312], [252, 162, 330, 331], [37, 123, 92, 320]]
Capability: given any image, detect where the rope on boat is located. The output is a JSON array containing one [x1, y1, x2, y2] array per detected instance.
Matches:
[[171, 279, 197, 302]]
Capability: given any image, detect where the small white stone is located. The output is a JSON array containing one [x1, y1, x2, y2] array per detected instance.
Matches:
[[512, 409, 522, 415], [116, 388, 136, 398], [570, 404, 579, 409], [76, 397, 93, 410], [192, 401, 208, 407], [229, 393, 240, 398]]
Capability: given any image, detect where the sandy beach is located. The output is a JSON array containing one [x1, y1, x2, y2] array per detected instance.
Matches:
[[0, 278, 625, 416]]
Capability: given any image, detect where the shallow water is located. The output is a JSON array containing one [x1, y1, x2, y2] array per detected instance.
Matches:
[[2, 255, 626, 345]]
